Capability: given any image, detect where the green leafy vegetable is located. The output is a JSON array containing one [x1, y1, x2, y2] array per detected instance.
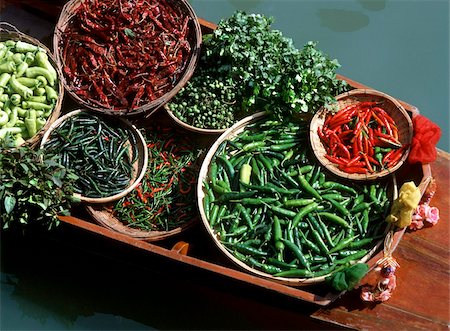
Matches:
[[169, 11, 349, 129], [326, 263, 369, 291], [0, 146, 79, 230]]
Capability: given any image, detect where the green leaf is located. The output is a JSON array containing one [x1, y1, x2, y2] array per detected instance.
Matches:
[[4, 196, 16, 214]]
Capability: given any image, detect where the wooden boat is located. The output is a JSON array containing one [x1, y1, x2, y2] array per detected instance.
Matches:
[[56, 18, 434, 306], [3, 3, 448, 327]]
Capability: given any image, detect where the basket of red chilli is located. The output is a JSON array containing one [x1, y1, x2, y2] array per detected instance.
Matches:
[[53, 0, 201, 116], [309, 89, 413, 181]]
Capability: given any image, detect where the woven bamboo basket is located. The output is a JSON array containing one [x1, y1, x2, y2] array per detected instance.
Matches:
[[40, 109, 148, 204], [165, 105, 228, 135], [197, 111, 394, 286], [0, 22, 63, 148], [53, 0, 202, 117], [310, 89, 413, 181], [85, 204, 197, 242]]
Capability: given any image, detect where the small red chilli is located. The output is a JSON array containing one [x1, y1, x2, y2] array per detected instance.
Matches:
[[318, 101, 406, 174]]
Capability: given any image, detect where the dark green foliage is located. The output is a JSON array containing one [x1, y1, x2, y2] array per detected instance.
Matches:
[[0, 146, 79, 230], [169, 11, 349, 128]]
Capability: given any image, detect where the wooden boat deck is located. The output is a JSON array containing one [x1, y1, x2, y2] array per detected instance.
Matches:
[[2, 2, 449, 329]]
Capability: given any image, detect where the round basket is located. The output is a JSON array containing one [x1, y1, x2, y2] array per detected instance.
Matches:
[[0, 22, 63, 148], [85, 204, 196, 242], [197, 111, 393, 286], [40, 109, 148, 204], [165, 105, 227, 135], [310, 89, 413, 181], [53, 0, 202, 117], [85, 121, 201, 241]]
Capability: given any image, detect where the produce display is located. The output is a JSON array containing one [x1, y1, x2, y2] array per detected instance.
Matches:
[[58, 0, 195, 111], [110, 125, 200, 232], [0, 146, 78, 230], [201, 117, 391, 278], [318, 101, 408, 174], [42, 112, 139, 198], [0, 39, 59, 147], [168, 11, 349, 130]]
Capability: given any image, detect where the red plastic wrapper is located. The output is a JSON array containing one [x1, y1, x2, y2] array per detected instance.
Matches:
[[408, 114, 441, 164]]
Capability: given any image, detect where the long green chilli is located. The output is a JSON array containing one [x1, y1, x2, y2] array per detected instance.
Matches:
[[203, 117, 391, 278], [43, 112, 137, 198]]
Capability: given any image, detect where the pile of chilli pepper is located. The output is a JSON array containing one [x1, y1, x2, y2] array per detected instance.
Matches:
[[59, 0, 194, 111], [112, 125, 200, 232], [318, 101, 408, 174], [203, 117, 390, 278], [43, 112, 138, 198]]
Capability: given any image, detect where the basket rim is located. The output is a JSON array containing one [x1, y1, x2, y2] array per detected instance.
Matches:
[[85, 204, 198, 242], [196, 111, 392, 285], [165, 106, 228, 135], [52, 0, 202, 117], [40, 109, 148, 203], [0, 26, 65, 148], [310, 88, 413, 181]]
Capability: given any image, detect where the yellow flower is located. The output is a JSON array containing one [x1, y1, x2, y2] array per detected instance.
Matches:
[[386, 182, 421, 228]]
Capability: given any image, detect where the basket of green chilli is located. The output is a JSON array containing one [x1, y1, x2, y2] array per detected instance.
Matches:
[[0, 23, 64, 148], [197, 112, 394, 285], [40, 109, 148, 204]]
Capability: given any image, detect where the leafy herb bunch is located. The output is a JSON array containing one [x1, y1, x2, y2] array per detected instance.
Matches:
[[169, 11, 350, 128], [202, 11, 349, 119], [0, 146, 79, 230]]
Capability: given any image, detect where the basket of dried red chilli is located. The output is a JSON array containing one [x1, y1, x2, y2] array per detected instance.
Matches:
[[86, 124, 202, 241], [310, 89, 413, 181], [53, 0, 202, 116]]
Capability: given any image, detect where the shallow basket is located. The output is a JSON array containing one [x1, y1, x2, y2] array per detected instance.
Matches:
[[0, 23, 63, 148], [53, 0, 202, 117], [40, 109, 148, 204], [165, 105, 228, 135], [85, 204, 197, 242], [310, 89, 413, 181], [197, 112, 393, 286]]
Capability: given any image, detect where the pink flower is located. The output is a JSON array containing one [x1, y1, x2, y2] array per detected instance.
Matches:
[[409, 219, 424, 230], [425, 206, 440, 225]]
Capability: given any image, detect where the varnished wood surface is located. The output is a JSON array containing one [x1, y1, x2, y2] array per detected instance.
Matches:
[[312, 150, 450, 330]]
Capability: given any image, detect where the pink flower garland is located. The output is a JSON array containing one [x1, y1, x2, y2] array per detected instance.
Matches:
[[409, 178, 439, 231]]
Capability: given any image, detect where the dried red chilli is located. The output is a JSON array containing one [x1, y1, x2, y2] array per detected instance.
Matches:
[[111, 125, 201, 231], [319, 101, 408, 174], [59, 0, 193, 111]]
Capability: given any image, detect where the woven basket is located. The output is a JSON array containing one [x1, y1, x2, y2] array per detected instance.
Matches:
[[165, 105, 228, 135], [86, 204, 197, 242], [310, 89, 413, 181], [40, 109, 148, 204], [0, 22, 63, 148], [197, 112, 393, 286], [53, 0, 202, 117]]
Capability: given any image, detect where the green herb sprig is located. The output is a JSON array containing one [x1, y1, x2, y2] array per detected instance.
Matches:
[[0, 146, 79, 230], [168, 11, 350, 129]]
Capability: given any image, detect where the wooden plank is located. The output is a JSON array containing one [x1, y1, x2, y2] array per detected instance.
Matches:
[[312, 150, 450, 330], [58, 215, 336, 306]]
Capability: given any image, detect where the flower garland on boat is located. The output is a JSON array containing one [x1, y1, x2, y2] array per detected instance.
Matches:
[[358, 113, 441, 303]]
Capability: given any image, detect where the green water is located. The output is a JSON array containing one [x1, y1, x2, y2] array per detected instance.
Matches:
[[1, 1, 448, 330]]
